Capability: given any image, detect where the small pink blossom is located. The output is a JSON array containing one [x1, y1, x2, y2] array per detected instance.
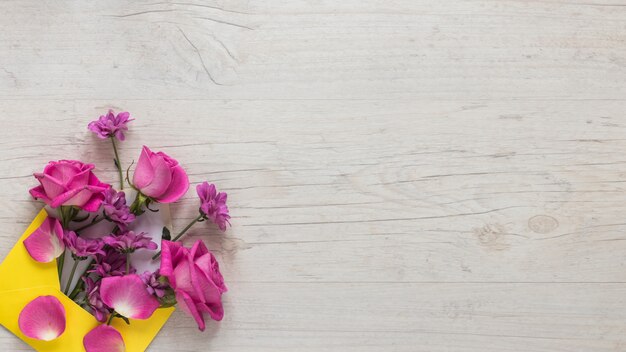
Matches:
[[88, 109, 133, 141], [103, 231, 157, 253], [102, 189, 135, 228], [141, 270, 169, 298], [82, 277, 110, 322], [196, 182, 230, 231], [64, 230, 105, 259], [90, 248, 133, 277]]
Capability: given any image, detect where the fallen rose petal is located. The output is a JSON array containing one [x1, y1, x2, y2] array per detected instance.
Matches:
[[18, 296, 66, 341], [83, 325, 125, 352], [100, 274, 159, 320], [23, 216, 65, 263]]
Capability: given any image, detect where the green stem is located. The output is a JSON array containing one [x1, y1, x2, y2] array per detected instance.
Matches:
[[111, 137, 124, 189], [64, 258, 81, 295], [57, 206, 73, 280], [129, 192, 148, 215], [152, 214, 204, 260], [107, 313, 115, 325], [74, 216, 104, 233], [68, 260, 94, 300], [57, 251, 65, 278]]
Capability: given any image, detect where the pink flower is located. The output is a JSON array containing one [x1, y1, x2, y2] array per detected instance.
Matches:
[[196, 182, 231, 231], [29, 160, 110, 212], [141, 270, 169, 298], [18, 296, 66, 341], [160, 240, 227, 331], [82, 277, 110, 322], [102, 189, 135, 228], [90, 248, 132, 277], [23, 216, 65, 263], [88, 109, 133, 141], [100, 274, 159, 320], [64, 230, 105, 259], [132, 146, 189, 203], [83, 325, 125, 352], [103, 231, 158, 253]]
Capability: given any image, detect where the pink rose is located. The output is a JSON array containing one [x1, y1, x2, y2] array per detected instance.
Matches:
[[160, 240, 227, 331], [29, 160, 110, 212], [132, 146, 189, 203]]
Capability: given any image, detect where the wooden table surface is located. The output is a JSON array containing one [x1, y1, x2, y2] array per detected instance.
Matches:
[[1, 1, 625, 351]]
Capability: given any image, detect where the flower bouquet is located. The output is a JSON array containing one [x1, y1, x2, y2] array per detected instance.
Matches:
[[0, 111, 230, 351]]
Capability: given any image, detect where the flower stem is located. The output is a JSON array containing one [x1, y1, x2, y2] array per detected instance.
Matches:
[[111, 137, 124, 189], [107, 313, 115, 325], [64, 258, 81, 295], [74, 216, 104, 233], [68, 259, 94, 300], [152, 213, 204, 260], [129, 192, 148, 215], [57, 251, 65, 278]]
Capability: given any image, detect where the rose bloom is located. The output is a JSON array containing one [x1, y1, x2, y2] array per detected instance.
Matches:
[[132, 146, 189, 203], [29, 160, 110, 212], [160, 240, 227, 331]]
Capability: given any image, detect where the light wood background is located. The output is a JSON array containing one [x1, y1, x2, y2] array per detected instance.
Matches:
[[1, 0, 625, 351]]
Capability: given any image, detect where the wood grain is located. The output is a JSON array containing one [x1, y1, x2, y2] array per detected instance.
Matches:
[[1, 0, 625, 351]]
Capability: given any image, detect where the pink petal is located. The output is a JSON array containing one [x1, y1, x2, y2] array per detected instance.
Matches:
[[198, 300, 225, 321], [36, 173, 66, 199], [155, 164, 189, 203], [83, 325, 125, 352], [176, 291, 206, 331], [29, 185, 51, 203], [190, 261, 222, 306], [100, 275, 159, 320], [23, 217, 65, 263], [159, 240, 182, 280], [81, 193, 106, 212], [172, 256, 194, 296], [18, 296, 66, 341], [133, 146, 155, 190], [47, 162, 83, 184], [196, 253, 228, 294], [139, 156, 172, 198], [50, 185, 108, 209], [66, 167, 93, 190]]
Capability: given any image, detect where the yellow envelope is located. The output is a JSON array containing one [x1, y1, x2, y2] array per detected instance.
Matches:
[[0, 209, 174, 352]]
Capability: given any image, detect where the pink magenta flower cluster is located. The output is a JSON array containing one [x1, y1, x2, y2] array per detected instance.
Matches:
[[18, 110, 231, 352]]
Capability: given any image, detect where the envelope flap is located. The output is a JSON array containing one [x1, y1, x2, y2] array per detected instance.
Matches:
[[0, 209, 60, 292]]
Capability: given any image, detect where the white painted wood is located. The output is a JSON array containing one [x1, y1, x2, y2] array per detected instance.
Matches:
[[1, 0, 626, 350]]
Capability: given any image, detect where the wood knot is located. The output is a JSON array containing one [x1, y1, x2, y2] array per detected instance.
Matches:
[[528, 215, 559, 234]]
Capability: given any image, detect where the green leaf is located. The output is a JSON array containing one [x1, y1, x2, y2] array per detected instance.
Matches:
[[162, 227, 171, 241], [117, 314, 130, 325]]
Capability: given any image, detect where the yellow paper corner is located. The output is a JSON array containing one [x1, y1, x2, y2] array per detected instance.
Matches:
[[0, 209, 175, 351]]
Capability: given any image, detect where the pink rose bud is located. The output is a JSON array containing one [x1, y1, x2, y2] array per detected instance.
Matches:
[[29, 160, 110, 212], [132, 146, 189, 203]]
